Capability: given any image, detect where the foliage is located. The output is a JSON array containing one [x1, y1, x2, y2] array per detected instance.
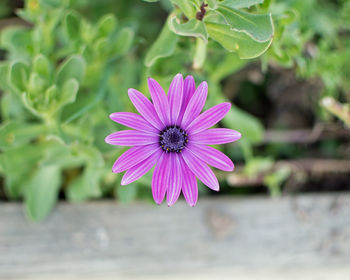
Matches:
[[0, 0, 349, 220]]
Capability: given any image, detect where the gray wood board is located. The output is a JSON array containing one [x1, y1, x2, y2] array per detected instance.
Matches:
[[1, 193, 350, 280]]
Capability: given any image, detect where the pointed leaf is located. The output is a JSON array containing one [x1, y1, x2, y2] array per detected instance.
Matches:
[[145, 19, 178, 67], [55, 55, 85, 86], [206, 21, 272, 59], [216, 4, 274, 42]]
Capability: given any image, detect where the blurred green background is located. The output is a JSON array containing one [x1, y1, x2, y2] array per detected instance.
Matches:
[[0, 0, 349, 221]]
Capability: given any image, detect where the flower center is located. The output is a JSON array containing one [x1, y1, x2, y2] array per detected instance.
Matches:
[[159, 126, 188, 153]]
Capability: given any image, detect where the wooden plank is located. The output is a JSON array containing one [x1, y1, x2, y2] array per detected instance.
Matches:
[[0, 194, 350, 279]]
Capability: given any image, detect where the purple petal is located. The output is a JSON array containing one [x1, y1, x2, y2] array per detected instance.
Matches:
[[109, 112, 159, 133], [187, 102, 231, 134], [128, 88, 163, 130], [166, 153, 182, 206], [168, 73, 184, 124], [105, 130, 159, 146], [177, 75, 195, 124], [181, 81, 208, 129], [187, 143, 234, 171], [112, 143, 160, 173], [190, 128, 242, 145], [148, 78, 170, 126], [181, 148, 219, 191], [152, 152, 170, 204], [179, 156, 198, 207], [121, 148, 162, 185]]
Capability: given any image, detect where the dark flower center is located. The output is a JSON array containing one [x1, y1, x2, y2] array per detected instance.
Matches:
[[160, 126, 188, 153]]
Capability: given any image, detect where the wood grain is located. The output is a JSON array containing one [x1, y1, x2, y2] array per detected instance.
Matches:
[[0, 194, 350, 279]]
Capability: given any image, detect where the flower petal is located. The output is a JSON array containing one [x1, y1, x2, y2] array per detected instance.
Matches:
[[109, 112, 159, 133], [187, 102, 231, 134], [177, 75, 196, 124], [168, 73, 184, 124], [190, 128, 242, 145], [148, 78, 170, 126], [105, 130, 159, 146], [128, 88, 163, 130], [166, 153, 182, 206], [179, 156, 198, 207], [187, 143, 234, 171], [121, 148, 163, 185], [181, 81, 208, 129], [112, 143, 160, 173], [152, 152, 170, 204], [181, 148, 219, 191]]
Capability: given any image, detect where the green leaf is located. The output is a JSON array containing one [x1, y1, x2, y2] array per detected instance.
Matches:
[[0, 144, 44, 199], [33, 54, 51, 78], [0, 27, 31, 56], [24, 165, 61, 221], [60, 78, 79, 106], [220, 0, 263, 9], [117, 183, 138, 203], [27, 72, 46, 94], [55, 55, 85, 86], [206, 0, 218, 9], [171, 0, 198, 19], [206, 21, 272, 59], [97, 14, 118, 37], [64, 11, 81, 40], [145, 19, 178, 67], [66, 166, 102, 201], [0, 62, 11, 92], [9, 61, 30, 93], [216, 4, 274, 42], [222, 104, 264, 144], [168, 15, 208, 42], [112, 27, 134, 56], [0, 121, 46, 150]]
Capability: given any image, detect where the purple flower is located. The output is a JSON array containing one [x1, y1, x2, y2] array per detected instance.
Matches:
[[105, 74, 241, 206]]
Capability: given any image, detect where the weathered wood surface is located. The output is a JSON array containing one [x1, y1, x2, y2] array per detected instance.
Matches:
[[1, 193, 350, 280]]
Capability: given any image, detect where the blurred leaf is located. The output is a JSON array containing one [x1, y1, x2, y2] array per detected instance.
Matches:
[[97, 13, 118, 37], [222, 104, 264, 144], [216, 4, 274, 42], [244, 157, 273, 176], [171, 0, 198, 19], [0, 62, 11, 92], [117, 183, 138, 203], [33, 54, 51, 79], [24, 164, 61, 221], [0, 121, 46, 150], [113, 27, 134, 56], [55, 55, 86, 86], [145, 19, 178, 67], [60, 78, 79, 106], [64, 11, 81, 40], [220, 0, 263, 9], [142, 0, 159, 2], [0, 144, 43, 199], [168, 16, 208, 42], [206, 21, 272, 59], [264, 167, 291, 197], [207, 0, 218, 9], [27, 72, 46, 94], [209, 52, 247, 82], [0, 27, 31, 56], [9, 61, 30, 93]]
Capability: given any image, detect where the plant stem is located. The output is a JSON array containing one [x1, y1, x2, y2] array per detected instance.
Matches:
[[193, 38, 207, 70]]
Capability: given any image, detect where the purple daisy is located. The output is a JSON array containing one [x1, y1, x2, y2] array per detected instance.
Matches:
[[105, 73, 241, 206]]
